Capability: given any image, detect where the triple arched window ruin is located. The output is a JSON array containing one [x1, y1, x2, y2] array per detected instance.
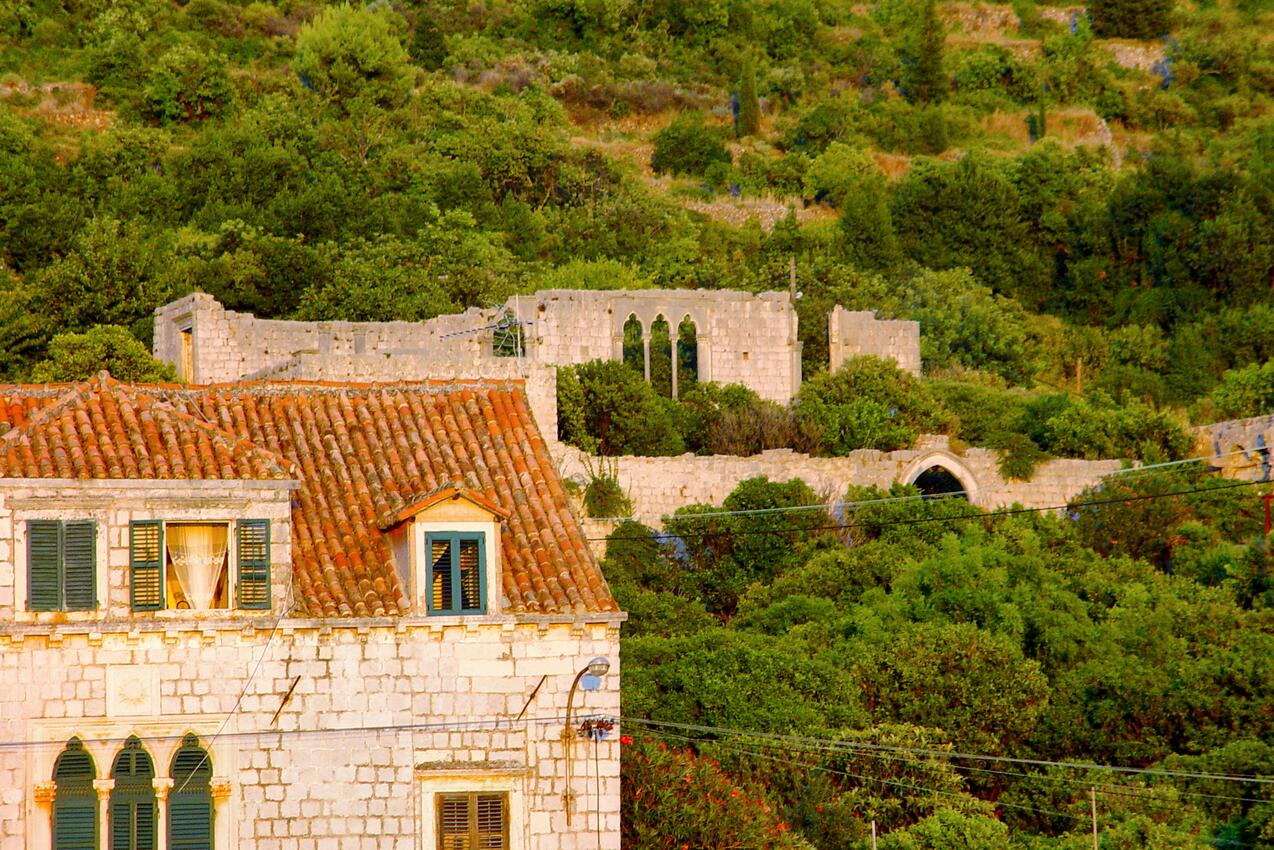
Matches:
[[51, 734, 214, 850], [620, 313, 701, 398]]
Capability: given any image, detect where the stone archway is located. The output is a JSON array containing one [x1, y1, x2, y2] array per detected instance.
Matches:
[[899, 452, 979, 503]]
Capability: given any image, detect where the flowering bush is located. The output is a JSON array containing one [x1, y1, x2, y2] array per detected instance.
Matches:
[[621, 734, 815, 850]]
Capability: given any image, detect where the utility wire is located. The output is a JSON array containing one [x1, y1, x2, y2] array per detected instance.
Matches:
[[619, 718, 1274, 786], [588, 478, 1270, 542], [586, 448, 1259, 525]]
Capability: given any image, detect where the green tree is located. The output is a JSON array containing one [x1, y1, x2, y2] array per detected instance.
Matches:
[[650, 112, 732, 176], [143, 42, 235, 125], [737, 55, 762, 138], [1089, 0, 1173, 39], [1206, 360, 1274, 420], [910, 0, 948, 104], [294, 3, 414, 113], [30, 326, 178, 383], [793, 357, 952, 455], [556, 360, 685, 456]]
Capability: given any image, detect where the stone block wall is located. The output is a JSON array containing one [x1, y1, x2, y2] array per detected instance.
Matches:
[[828, 306, 921, 375], [1196, 414, 1273, 481], [0, 479, 295, 622], [557, 437, 1120, 528], [0, 617, 622, 850], [512, 289, 802, 403]]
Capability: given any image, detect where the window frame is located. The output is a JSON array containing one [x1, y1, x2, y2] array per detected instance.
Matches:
[[424, 532, 487, 616], [436, 791, 508, 850], [27, 519, 97, 613], [129, 519, 272, 614]]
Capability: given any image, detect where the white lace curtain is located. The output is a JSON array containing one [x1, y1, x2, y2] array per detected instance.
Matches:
[[166, 524, 228, 610]]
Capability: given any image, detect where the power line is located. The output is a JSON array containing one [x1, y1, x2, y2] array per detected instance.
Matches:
[[586, 448, 1258, 525], [588, 478, 1271, 542], [619, 718, 1274, 786]]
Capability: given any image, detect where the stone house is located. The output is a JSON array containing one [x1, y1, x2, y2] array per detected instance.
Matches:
[[0, 374, 623, 850]]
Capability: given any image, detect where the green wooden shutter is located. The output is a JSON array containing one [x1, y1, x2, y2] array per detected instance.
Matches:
[[111, 738, 157, 850], [475, 794, 507, 849], [129, 521, 164, 611], [429, 538, 453, 613], [235, 519, 271, 610], [63, 521, 97, 611], [458, 538, 483, 612], [54, 739, 97, 850], [28, 520, 62, 611], [169, 737, 213, 850]]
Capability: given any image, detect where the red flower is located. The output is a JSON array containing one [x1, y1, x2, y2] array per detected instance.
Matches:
[[816, 805, 824, 813], [659, 743, 667, 751], [620, 735, 633, 746]]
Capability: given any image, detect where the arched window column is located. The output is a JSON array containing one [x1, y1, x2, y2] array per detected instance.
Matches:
[[94, 780, 115, 848], [152, 780, 173, 850]]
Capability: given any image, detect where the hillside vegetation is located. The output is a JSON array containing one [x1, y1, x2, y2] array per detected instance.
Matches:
[[1, 2, 1273, 846]]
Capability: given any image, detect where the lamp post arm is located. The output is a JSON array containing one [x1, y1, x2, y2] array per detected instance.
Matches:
[[564, 665, 589, 736]]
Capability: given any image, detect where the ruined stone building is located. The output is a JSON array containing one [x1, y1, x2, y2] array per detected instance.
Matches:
[[0, 374, 622, 850], [149, 289, 1129, 527]]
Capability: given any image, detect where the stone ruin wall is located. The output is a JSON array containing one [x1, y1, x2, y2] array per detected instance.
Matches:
[[1196, 414, 1274, 481], [558, 437, 1122, 531], [153, 291, 1132, 533], [829, 306, 922, 375], [510, 289, 803, 403]]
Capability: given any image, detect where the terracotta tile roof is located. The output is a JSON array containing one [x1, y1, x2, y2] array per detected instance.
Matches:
[[0, 374, 292, 480], [379, 484, 513, 530], [0, 376, 617, 618]]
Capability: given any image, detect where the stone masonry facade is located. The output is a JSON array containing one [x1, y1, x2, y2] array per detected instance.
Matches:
[[0, 617, 621, 850]]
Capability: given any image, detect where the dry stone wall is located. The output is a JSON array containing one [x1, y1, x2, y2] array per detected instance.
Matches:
[[558, 437, 1121, 528], [0, 618, 622, 850], [1197, 414, 1274, 481]]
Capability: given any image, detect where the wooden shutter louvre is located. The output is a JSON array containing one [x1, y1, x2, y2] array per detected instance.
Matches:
[[169, 738, 213, 850], [63, 521, 96, 611], [129, 521, 164, 611], [111, 738, 157, 850], [458, 539, 483, 612], [430, 538, 453, 613], [28, 519, 63, 611], [476, 794, 506, 849], [54, 740, 97, 850], [235, 520, 271, 610]]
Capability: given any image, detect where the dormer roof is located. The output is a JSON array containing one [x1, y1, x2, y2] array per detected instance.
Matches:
[[378, 483, 512, 530]]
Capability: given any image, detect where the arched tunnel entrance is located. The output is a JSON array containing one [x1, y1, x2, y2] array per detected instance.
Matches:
[[911, 465, 969, 499]]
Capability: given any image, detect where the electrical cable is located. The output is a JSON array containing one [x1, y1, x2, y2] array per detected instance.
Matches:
[[585, 447, 1259, 525], [588, 478, 1270, 541], [619, 717, 1274, 786]]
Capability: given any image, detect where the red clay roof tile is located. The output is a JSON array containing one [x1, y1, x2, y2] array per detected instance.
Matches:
[[0, 376, 617, 618]]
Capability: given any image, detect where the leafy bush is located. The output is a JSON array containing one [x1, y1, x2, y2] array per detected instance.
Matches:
[[650, 112, 732, 176], [584, 472, 632, 518], [143, 42, 235, 124], [1089, 0, 1173, 39], [294, 3, 414, 112], [678, 382, 795, 456], [794, 357, 953, 454], [30, 325, 178, 383], [621, 734, 814, 850], [556, 360, 685, 456], [1206, 360, 1274, 420], [1040, 391, 1193, 462]]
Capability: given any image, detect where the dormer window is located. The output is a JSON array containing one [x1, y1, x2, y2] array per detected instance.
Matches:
[[381, 485, 507, 617], [426, 533, 486, 615]]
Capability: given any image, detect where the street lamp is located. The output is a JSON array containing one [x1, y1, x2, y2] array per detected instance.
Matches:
[[562, 656, 610, 826]]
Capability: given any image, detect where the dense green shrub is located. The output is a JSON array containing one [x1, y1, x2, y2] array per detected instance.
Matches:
[[650, 112, 732, 176], [1206, 360, 1274, 419], [294, 3, 414, 112], [678, 382, 795, 456], [143, 42, 235, 124], [794, 356, 953, 454], [556, 360, 685, 456], [30, 325, 178, 383], [1089, 0, 1173, 39]]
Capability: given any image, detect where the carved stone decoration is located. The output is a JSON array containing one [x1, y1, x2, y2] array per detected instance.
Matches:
[[210, 779, 232, 802], [106, 666, 160, 717], [32, 781, 56, 804]]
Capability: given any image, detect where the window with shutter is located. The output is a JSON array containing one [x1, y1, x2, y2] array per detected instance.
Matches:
[[129, 521, 165, 612], [110, 737, 157, 850], [235, 520, 271, 610], [28, 520, 97, 612], [53, 738, 97, 850], [437, 793, 507, 850], [169, 735, 213, 850], [426, 533, 485, 615]]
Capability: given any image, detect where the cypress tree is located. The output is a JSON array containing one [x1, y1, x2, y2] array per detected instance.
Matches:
[[912, 0, 948, 105], [737, 56, 761, 138]]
